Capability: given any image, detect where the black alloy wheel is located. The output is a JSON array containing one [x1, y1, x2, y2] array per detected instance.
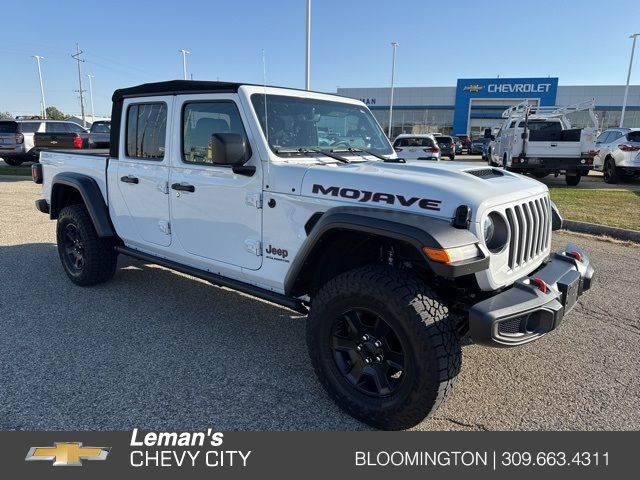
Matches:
[[62, 223, 85, 272], [331, 308, 406, 397]]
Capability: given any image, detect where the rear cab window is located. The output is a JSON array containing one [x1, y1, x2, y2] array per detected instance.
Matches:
[[435, 136, 453, 144], [126, 103, 167, 159]]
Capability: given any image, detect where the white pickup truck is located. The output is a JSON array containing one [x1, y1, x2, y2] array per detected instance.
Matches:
[[490, 101, 598, 186], [32, 80, 594, 430]]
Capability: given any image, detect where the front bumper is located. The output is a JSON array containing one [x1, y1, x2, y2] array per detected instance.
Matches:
[[469, 243, 594, 347]]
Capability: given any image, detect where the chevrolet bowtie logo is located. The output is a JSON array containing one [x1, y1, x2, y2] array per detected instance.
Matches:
[[463, 84, 484, 92], [25, 442, 110, 466]]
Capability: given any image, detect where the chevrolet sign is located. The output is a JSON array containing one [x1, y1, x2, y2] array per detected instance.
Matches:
[[487, 83, 552, 93]]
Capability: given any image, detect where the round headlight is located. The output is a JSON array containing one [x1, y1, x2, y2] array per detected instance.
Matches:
[[483, 212, 509, 253], [483, 216, 495, 244]]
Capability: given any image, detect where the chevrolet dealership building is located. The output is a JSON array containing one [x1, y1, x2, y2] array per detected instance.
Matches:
[[337, 78, 640, 138]]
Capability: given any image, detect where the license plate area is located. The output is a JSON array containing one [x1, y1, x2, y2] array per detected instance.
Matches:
[[557, 270, 580, 313]]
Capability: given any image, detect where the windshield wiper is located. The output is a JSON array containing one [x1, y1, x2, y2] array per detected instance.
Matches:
[[275, 147, 350, 164], [333, 147, 405, 163]]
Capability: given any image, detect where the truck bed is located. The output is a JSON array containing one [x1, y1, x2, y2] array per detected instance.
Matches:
[[39, 150, 109, 205]]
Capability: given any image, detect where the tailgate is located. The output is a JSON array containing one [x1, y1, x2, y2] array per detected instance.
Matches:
[[525, 141, 582, 158], [34, 132, 79, 149]]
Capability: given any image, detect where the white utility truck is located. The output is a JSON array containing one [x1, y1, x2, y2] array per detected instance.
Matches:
[[32, 81, 594, 430], [489, 100, 598, 186]]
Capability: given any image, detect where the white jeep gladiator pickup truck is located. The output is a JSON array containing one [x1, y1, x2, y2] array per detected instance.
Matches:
[[490, 100, 598, 186], [32, 80, 594, 430]]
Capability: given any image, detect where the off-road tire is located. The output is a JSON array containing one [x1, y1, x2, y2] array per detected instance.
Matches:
[[306, 265, 462, 430], [2, 157, 23, 166], [56, 204, 117, 286], [603, 158, 620, 184], [565, 171, 582, 186]]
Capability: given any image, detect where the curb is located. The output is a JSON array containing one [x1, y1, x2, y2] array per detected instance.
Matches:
[[563, 220, 640, 243]]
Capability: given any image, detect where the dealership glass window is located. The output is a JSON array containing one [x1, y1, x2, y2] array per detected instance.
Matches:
[[126, 103, 167, 159], [374, 108, 454, 137], [182, 101, 248, 164]]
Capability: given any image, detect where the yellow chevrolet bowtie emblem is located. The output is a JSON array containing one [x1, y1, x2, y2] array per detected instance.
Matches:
[[25, 442, 110, 466], [463, 84, 484, 92]]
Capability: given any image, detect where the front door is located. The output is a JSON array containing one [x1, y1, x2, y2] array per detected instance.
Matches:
[[169, 95, 263, 270], [111, 98, 172, 247]]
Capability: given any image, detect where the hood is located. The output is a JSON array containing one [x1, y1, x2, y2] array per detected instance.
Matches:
[[300, 161, 547, 222]]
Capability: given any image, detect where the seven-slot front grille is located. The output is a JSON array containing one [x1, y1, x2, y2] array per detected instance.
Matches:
[[504, 196, 551, 270]]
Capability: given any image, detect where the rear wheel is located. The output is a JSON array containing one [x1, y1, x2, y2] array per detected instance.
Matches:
[[565, 171, 582, 186], [2, 157, 23, 166], [603, 158, 620, 184], [307, 265, 461, 430], [56, 204, 118, 286]]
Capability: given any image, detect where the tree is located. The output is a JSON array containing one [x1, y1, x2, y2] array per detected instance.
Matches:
[[45, 106, 67, 120], [0, 111, 13, 119]]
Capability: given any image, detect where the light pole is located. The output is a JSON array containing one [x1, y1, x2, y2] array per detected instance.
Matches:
[[387, 41, 399, 139], [179, 49, 190, 80], [87, 74, 95, 124], [620, 33, 639, 128], [33, 55, 47, 119], [305, 0, 311, 90]]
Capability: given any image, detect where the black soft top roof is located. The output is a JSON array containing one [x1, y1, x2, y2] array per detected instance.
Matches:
[[112, 80, 246, 102]]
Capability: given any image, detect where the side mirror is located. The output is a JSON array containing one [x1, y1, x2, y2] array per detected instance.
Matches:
[[210, 133, 250, 166], [490, 135, 495, 141]]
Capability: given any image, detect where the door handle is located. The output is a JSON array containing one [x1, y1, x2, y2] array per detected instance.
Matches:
[[120, 175, 139, 184], [171, 182, 195, 193]]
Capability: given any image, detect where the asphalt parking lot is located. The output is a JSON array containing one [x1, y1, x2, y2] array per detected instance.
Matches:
[[1, 177, 638, 431]]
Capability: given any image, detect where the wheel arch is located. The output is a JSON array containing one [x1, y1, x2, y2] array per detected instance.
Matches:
[[284, 206, 487, 298], [50, 172, 116, 237]]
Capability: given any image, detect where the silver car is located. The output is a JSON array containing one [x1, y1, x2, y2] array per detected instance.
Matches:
[[594, 128, 640, 183]]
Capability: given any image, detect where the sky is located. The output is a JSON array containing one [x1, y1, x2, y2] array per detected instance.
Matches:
[[1, 0, 638, 117]]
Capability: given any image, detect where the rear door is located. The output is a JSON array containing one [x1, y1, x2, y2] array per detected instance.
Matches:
[[109, 98, 173, 247]]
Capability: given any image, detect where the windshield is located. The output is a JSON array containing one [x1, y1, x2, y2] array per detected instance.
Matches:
[[251, 94, 393, 156]]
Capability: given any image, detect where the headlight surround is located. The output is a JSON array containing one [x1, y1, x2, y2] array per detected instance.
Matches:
[[483, 212, 509, 253]]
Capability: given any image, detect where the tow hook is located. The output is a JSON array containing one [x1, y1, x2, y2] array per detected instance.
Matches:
[[566, 250, 583, 262], [531, 277, 549, 294]]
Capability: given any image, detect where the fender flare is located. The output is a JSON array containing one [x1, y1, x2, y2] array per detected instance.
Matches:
[[50, 172, 116, 237], [284, 206, 488, 296]]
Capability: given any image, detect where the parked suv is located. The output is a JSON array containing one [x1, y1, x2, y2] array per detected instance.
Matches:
[[452, 136, 463, 155], [393, 134, 440, 160], [434, 135, 456, 160], [0, 119, 44, 165], [593, 128, 640, 183], [470, 137, 490, 155], [0, 119, 87, 165]]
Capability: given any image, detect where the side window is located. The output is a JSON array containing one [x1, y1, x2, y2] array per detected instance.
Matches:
[[609, 131, 623, 143], [182, 101, 249, 164], [596, 131, 610, 144], [126, 103, 167, 159]]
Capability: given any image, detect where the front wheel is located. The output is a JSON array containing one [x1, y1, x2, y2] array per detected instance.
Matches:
[[56, 204, 118, 286], [307, 265, 462, 430]]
